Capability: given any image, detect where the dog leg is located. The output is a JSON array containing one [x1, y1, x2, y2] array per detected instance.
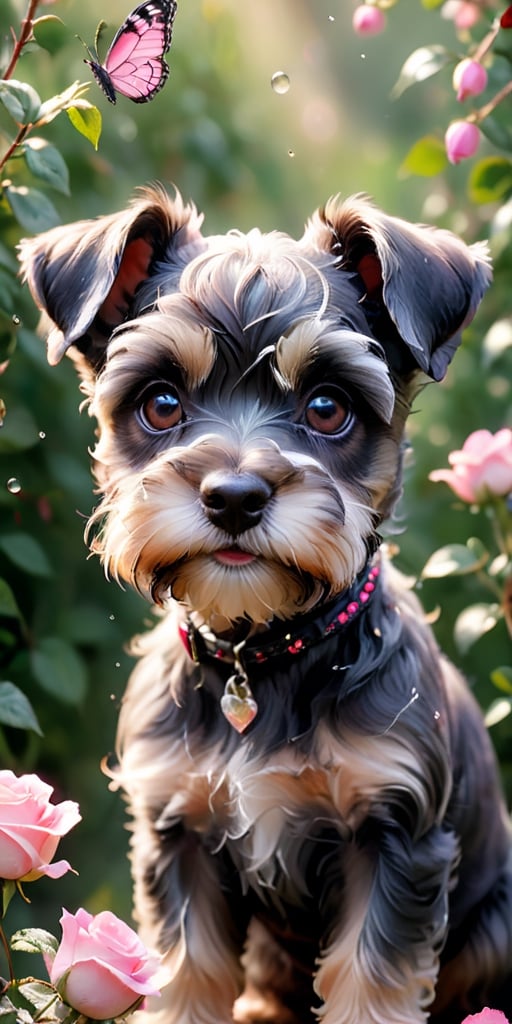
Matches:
[[314, 823, 458, 1024], [130, 817, 246, 1024], [234, 919, 317, 1024]]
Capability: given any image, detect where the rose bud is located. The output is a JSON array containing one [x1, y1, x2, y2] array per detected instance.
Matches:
[[49, 908, 168, 1020], [445, 120, 480, 164], [453, 59, 488, 102], [352, 5, 386, 35]]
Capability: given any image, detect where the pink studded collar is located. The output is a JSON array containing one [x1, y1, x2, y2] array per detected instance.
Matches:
[[178, 559, 381, 733]]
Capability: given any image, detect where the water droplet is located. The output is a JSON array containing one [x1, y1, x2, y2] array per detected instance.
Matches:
[[328, 14, 335, 21], [110, 693, 117, 701], [288, 149, 295, 158], [115, 661, 121, 668], [109, 614, 116, 621], [434, 710, 441, 720], [39, 431, 46, 440], [12, 314, 21, 326], [271, 71, 290, 94], [7, 477, 21, 494], [360, 53, 366, 60]]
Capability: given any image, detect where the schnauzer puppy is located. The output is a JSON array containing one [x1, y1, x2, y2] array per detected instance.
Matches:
[[19, 189, 512, 1024]]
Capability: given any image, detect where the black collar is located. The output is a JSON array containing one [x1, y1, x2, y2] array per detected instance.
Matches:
[[178, 558, 381, 675]]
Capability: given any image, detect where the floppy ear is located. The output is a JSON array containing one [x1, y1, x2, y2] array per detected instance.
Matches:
[[18, 185, 204, 371], [303, 193, 492, 381]]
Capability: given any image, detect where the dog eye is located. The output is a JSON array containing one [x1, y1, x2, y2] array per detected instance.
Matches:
[[139, 389, 183, 432], [305, 390, 351, 435]]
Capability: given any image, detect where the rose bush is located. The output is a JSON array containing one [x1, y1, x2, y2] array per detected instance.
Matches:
[[429, 429, 512, 504], [0, 771, 81, 882], [47, 908, 167, 1020]]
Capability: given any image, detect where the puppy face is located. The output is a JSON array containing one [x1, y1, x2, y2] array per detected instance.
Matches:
[[19, 189, 491, 625], [88, 248, 400, 625]]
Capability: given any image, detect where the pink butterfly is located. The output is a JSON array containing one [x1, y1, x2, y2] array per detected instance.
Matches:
[[84, 0, 177, 104]]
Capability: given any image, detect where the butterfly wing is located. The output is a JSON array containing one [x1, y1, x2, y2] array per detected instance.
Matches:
[[87, 0, 177, 104]]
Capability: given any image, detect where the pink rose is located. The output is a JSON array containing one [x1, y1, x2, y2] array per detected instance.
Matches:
[[453, 59, 488, 102], [352, 5, 386, 35], [445, 120, 481, 164], [461, 1009, 510, 1024], [430, 428, 512, 503], [0, 771, 80, 882], [49, 908, 167, 1020]]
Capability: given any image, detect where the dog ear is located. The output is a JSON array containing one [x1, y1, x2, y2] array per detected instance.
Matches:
[[18, 186, 204, 372], [303, 194, 492, 380]]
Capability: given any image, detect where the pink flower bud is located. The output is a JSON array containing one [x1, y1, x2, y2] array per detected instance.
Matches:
[[444, 120, 480, 164], [49, 908, 169, 1020], [441, 1, 482, 29], [453, 59, 488, 101], [352, 5, 386, 35]]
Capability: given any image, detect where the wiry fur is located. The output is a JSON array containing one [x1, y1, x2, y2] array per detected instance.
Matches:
[[19, 188, 512, 1024]]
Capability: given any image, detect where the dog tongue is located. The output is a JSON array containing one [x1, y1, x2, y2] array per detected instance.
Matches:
[[215, 548, 255, 566]]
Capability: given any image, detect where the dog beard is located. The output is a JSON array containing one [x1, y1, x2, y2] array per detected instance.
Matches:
[[89, 449, 374, 624]]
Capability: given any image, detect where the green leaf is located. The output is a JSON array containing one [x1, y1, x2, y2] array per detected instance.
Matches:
[[0, 996, 18, 1024], [0, 682, 43, 735], [0, 310, 18, 361], [482, 317, 512, 366], [400, 135, 448, 177], [485, 697, 512, 728], [30, 637, 87, 705], [468, 156, 512, 204], [0, 580, 22, 619], [11, 927, 59, 957], [32, 15, 68, 55], [391, 46, 452, 100], [4, 185, 60, 233], [24, 139, 70, 195], [17, 983, 59, 1013], [421, 0, 444, 7], [0, 80, 41, 125], [66, 103, 102, 150], [421, 539, 488, 579], [0, 533, 53, 577], [490, 666, 512, 695], [454, 602, 501, 654], [480, 111, 512, 154], [2, 879, 16, 917], [0, 404, 40, 453]]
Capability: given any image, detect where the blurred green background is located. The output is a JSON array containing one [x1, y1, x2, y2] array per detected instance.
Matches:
[[0, 0, 511, 945]]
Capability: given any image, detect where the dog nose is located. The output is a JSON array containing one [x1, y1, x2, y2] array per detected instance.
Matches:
[[200, 472, 272, 535]]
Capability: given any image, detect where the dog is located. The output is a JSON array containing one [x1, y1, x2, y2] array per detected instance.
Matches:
[[19, 188, 512, 1024]]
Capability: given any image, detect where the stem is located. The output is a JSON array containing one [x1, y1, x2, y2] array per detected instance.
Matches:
[[474, 78, 512, 123], [488, 500, 512, 560], [0, 923, 14, 985], [3, 0, 40, 81], [0, 124, 30, 176], [473, 18, 501, 65]]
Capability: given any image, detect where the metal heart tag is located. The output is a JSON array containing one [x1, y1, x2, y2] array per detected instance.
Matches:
[[220, 673, 258, 733]]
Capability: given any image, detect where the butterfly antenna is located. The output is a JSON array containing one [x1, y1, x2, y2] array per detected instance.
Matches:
[[94, 20, 109, 58], [76, 33, 98, 63]]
